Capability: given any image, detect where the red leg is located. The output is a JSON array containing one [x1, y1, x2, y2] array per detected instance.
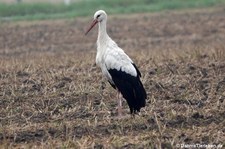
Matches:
[[117, 91, 122, 117]]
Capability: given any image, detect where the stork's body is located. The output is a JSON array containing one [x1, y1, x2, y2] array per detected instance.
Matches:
[[86, 10, 147, 115]]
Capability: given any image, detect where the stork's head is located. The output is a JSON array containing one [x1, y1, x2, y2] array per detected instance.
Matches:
[[85, 10, 107, 35]]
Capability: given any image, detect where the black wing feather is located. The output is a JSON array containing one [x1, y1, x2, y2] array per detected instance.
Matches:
[[132, 63, 142, 77], [108, 66, 147, 114]]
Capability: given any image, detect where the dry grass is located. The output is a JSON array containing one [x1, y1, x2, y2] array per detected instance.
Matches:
[[0, 7, 225, 148]]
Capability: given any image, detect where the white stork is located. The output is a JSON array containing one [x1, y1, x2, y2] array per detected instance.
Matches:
[[85, 10, 147, 116]]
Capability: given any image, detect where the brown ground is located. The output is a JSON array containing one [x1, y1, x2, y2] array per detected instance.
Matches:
[[0, 7, 225, 148]]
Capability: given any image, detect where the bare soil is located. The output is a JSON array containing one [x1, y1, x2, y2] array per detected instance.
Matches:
[[0, 7, 225, 148]]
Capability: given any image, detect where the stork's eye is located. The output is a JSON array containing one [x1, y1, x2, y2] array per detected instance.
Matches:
[[97, 14, 100, 18]]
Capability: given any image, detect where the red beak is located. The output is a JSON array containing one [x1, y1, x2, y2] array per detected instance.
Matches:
[[85, 19, 98, 35]]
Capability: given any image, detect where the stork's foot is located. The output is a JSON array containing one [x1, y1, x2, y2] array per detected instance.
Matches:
[[114, 105, 123, 118], [113, 114, 130, 120]]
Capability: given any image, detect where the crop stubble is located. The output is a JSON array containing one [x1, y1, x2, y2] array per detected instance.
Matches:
[[0, 7, 225, 148]]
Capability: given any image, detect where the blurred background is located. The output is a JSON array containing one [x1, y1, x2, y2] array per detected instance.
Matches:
[[1, 0, 76, 4], [1, 0, 225, 21]]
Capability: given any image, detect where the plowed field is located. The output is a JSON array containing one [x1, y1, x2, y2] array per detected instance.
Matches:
[[0, 7, 225, 148]]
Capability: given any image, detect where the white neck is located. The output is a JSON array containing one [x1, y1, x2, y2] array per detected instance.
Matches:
[[97, 20, 110, 51]]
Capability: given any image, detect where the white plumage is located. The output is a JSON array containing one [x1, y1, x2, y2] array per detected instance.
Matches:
[[85, 10, 147, 116]]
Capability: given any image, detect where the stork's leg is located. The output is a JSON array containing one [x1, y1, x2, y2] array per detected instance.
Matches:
[[117, 91, 122, 117]]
